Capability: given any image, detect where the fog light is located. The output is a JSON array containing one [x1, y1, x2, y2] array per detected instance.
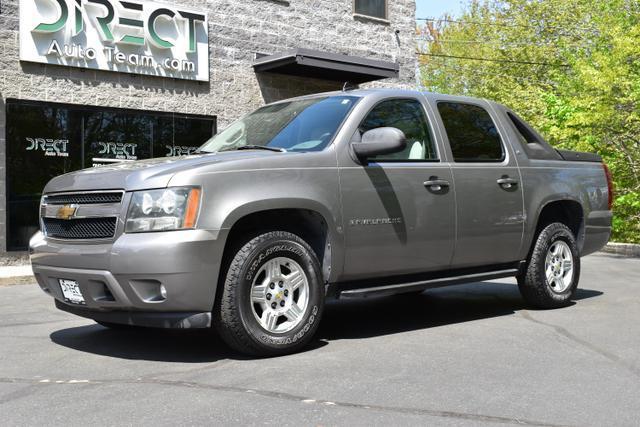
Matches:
[[160, 285, 167, 299]]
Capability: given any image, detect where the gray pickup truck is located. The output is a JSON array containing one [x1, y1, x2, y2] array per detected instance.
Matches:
[[30, 89, 613, 356]]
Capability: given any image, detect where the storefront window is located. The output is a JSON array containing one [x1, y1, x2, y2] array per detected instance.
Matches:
[[84, 111, 153, 167], [5, 99, 216, 250], [6, 103, 82, 250]]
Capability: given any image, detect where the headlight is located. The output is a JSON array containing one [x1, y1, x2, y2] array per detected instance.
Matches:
[[125, 187, 201, 233]]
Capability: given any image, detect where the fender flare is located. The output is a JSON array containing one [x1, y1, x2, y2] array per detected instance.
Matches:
[[218, 198, 345, 282]]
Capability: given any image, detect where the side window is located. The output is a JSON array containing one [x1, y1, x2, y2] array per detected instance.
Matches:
[[437, 102, 504, 162], [506, 111, 562, 160], [507, 112, 539, 145], [359, 99, 437, 161], [354, 0, 387, 20]]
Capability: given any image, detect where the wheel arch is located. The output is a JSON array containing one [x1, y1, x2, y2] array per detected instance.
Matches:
[[529, 198, 585, 255], [218, 199, 343, 285]]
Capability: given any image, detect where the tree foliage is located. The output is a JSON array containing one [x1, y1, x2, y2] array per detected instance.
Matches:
[[418, 0, 640, 243]]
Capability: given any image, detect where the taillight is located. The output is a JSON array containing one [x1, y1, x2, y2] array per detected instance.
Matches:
[[603, 163, 614, 210]]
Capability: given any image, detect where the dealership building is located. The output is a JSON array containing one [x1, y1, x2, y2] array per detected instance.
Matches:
[[0, 0, 416, 255]]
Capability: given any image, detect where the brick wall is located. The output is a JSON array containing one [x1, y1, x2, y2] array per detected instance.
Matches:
[[0, 0, 417, 253]]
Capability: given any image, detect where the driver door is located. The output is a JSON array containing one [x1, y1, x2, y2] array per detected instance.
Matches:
[[338, 97, 455, 281]]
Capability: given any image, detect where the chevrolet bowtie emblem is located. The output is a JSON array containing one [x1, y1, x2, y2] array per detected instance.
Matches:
[[56, 204, 78, 220]]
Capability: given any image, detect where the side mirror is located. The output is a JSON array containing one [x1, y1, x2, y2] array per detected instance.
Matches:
[[351, 127, 407, 162]]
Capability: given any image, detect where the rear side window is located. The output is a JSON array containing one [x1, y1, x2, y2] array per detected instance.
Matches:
[[437, 102, 504, 162], [507, 112, 539, 145], [506, 111, 562, 160]]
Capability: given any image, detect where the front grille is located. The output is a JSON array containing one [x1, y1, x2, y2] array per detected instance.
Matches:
[[43, 218, 118, 240], [44, 192, 123, 205]]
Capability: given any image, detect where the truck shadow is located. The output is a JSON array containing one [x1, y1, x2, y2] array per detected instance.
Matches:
[[50, 325, 239, 363], [49, 282, 602, 362], [318, 282, 602, 341]]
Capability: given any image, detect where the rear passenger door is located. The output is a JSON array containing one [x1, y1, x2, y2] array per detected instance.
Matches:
[[434, 101, 524, 268], [339, 97, 455, 280]]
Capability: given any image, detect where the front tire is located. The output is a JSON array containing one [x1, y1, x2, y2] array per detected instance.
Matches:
[[517, 222, 580, 309], [214, 231, 324, 356]]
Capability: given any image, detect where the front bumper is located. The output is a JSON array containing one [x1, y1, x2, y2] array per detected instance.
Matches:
[[55, 300, 211, 328], [30, 228, 227, 329]]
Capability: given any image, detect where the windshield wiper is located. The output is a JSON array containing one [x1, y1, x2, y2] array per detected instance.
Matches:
[[235, 145, 287, 153]]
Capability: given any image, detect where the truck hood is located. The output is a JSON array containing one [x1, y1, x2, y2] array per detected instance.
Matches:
[[43, 150, 282, 193]]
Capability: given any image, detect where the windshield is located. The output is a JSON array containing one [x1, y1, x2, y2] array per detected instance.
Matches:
[[199, 96, 359, 153]]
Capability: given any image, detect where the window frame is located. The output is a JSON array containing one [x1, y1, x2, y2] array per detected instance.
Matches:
[[435, 100, 507, 164], [353, 0, 389, 22], [358, 97, 441, 164]]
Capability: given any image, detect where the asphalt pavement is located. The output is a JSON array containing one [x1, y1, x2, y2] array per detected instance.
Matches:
[[1, 253, 639, 426]]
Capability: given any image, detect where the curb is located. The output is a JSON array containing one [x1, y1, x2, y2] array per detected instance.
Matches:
[[0, 276, 34, 287], [600, 242, 640, 258], [0, 252, 30, 267], [0, 264, 34, 286]]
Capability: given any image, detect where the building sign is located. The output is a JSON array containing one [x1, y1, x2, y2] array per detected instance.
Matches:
[[25, 137, 70, 157], [97, 141, 137, 159], [166, 145, 199, 156], [19, 0, 209, 81]]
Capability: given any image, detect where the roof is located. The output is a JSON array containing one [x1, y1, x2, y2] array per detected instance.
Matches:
[[266, 88, 495, 107]]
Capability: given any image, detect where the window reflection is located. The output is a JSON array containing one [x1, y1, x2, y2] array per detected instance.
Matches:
[[85, 111, 152, 167]]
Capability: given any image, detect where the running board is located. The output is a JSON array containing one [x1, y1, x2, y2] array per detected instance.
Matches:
[[336, 268, 520, 299]]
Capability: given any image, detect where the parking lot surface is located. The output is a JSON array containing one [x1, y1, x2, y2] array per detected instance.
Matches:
[[1, 253, 639, 426]]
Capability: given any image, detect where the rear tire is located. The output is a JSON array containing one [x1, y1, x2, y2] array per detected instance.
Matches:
[[214, 231, 324, 357], [517, 222, 580, 309]]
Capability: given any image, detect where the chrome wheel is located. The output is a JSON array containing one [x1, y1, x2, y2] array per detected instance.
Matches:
[[544, 240, 574, 293], [250, 257, 309, 334]]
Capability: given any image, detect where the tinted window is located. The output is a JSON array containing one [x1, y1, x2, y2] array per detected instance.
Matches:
[[84, 111, 152, 167], [359, 99, 437, 161], [354, 0, 387, 19], [5, 100, 215, 250], [437, 102, 504, 162], [5, 103, 82, 250], [507, 112, 539, 145], [154, 115, 214, 157]]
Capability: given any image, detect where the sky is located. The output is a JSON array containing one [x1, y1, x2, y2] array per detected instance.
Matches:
[[415, 0, 465, 19]]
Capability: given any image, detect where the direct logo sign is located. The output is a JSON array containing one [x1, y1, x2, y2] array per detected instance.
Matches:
[[56, 204, 78, 220], [166, 145, 199, 156], [26, 137, 70, 157], [19, 0, 209, 81], [97, 141, 137, 159]]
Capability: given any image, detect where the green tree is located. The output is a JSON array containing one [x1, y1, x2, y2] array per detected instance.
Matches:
[[418, 0, 640, 242]]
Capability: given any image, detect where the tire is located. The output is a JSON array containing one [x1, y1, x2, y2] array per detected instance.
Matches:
[[517, 222, 580, 309], [214, 231, 324, 356]]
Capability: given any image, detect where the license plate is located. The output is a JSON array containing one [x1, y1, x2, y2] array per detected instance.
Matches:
[[59, 279, 85, 305]]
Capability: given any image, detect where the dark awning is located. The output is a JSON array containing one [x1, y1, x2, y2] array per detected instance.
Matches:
[[253, 48, 399, 84]]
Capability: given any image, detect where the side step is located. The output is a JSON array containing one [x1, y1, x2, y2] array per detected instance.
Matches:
[[335, 268, 520, 299]]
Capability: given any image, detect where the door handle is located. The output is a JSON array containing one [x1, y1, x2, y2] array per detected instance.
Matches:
[[424, 179, 450, 192], [497, 177, 518, 189]]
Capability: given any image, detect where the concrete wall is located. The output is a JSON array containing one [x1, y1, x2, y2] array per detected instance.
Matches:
[[0, 0, 417, 253]]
